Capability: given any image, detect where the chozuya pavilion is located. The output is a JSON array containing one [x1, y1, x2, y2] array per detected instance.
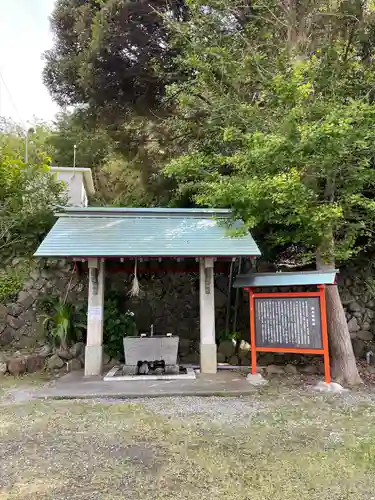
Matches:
[[35, 168, 260, 377]]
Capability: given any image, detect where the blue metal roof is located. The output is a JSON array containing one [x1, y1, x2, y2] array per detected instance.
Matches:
[[59, 207, 232, 216], [35, 208, 261, 258], [233, 270, 338, 288]]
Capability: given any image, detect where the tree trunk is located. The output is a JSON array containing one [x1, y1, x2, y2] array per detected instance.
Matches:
[[283, 0, 298, 47], [316, 255, 362, 386]]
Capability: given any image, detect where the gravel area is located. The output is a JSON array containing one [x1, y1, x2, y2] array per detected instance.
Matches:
[[114, 395, 268, 422], [2, 380, 375, 499]]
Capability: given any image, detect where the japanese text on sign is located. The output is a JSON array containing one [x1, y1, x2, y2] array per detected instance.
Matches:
[[254, 297, 322, 349]]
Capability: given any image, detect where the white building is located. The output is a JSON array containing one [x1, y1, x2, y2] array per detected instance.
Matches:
[[50, 167, 95, 207]]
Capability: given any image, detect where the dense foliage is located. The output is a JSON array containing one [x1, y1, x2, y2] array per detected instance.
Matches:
[[41, 296, 87, 348], [103, 292, 137, 359], [44, 0, 188, 123], [163, 0, 375, 267], [47, 110, 173, 206], [0, 139, 65, 260], [43, 0, 264, 208], [0, 268, 25, 304], [0, 118, 55, 165], [159, 0, 375, 384]]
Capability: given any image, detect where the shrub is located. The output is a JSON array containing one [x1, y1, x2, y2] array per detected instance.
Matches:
[[216, 330, 240, 344], [0, 261, 33, 304], [0, 272, 23, 303], [103, 291, 137, 359], [40, 296, 87, 348]]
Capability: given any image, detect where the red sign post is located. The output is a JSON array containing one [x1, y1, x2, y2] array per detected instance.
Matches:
[[247, 285, 331, 383]]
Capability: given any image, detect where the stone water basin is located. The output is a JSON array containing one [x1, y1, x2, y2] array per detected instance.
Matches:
[[123, 335, 179, 365]]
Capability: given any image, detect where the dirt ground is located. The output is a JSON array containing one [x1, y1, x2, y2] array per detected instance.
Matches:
[[1, 376, 375, 500]]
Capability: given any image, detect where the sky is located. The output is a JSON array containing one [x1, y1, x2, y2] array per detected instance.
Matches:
[[0, 0, 59, 126]]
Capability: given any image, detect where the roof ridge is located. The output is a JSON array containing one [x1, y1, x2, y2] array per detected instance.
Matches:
[[56, 207, 233, 218]]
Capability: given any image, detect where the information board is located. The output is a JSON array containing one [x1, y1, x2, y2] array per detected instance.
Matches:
[[254, 297, 322, 349]]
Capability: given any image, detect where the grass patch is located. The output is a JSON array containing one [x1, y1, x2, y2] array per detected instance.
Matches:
[[0, 372, 52, 389], [1, 384, 375, 499], [0, 372, 52, 401]]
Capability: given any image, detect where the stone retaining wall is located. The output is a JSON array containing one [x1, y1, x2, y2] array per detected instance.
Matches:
[[0, 260, 87, 349], [0, 341, 91, 376], [107, 271, 249, 340], [1, 261, 375, 365], [336, 269, 375, 359]]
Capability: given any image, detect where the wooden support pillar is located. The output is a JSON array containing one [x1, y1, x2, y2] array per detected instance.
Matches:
[[199, 257, 217, 373], [85, 258, 105, 376]]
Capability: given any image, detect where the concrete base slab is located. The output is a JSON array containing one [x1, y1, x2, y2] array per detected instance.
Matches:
[[103, 366, 196, 381], [246, 373, 268, 386], [84, 345, 103, 377], [35, 370, 257, 400], [313, 381, 348, 393]]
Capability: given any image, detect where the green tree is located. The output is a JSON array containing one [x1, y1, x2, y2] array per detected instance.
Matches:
[[47, 111, 110, 169], [48, 110, 174, 206], [43, 0, 261, 205], [164, 0, 375, 384], [44, 0, 189, 123], [0, 118, 55, 165], [43, 0, 193, 206], [0, 147, 65, 259]]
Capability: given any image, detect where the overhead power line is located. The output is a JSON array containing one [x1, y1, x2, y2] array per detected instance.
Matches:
[[0, 68, 25, 127]]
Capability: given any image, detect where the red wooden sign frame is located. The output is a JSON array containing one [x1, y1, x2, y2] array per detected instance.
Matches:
[[247, 284, 331, 383]]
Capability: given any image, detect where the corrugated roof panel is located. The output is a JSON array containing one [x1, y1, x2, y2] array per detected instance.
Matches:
[[233, 270, 339, 288], [35, 215, 261, 257]]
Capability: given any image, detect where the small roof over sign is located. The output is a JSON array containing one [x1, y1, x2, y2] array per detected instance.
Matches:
[[233, 270, 339, 288]]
